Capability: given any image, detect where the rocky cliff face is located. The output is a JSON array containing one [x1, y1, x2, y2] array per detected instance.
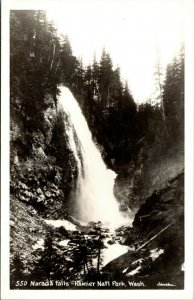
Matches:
[[10, 94, 77, 219], [10, 198, 47, 285], [104, 171, 184, 289], [10, 93, 79, 286], [114, 138, 184, 218]]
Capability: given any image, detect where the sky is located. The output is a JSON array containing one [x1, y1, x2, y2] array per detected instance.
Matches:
[[46, 0, 185, 103]]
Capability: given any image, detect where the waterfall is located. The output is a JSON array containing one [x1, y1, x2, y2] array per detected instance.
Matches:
[[58, 86, 124, 226]]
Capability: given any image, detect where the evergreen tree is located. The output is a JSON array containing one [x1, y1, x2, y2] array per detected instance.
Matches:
[[33, 232, 68, 280], [10, 253, 25, 288], [138, 102, 164, 144], [91, 55, 100, 98], [162, 48, 184, 141], [99, 49, 113, 108], [153, 48, 166, 120], [59, 35, 76, 86], [10, 10, 60, 132]]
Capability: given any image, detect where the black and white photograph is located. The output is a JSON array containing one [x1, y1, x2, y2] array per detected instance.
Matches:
[[1, 0, 194, 299]]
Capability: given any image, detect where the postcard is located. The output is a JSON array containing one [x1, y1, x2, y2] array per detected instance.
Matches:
[[1, 0, 194, 299]]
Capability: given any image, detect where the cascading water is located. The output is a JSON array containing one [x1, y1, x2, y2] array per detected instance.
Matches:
[[58, 86, 124, 226]]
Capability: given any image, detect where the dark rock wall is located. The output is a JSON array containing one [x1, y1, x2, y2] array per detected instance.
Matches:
[[105, 171, 184, 289], [10, 94, 77, 219], [114, 139, 184, 217]]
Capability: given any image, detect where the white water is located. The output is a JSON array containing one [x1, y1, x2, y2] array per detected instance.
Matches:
[[45, 220, 77, 231], [58, 86, 124, 226]]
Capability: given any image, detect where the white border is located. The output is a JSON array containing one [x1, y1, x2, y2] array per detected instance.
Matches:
[[1, 0, 194, 299]]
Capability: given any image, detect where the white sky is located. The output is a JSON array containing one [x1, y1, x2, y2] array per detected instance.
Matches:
[[45, 0, 185, 103]]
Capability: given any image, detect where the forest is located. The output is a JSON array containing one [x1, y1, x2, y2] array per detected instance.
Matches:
[[10, 10, 184, 289]]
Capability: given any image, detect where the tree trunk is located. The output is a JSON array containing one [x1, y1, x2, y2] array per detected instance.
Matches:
[[97, 240, 101, 274]]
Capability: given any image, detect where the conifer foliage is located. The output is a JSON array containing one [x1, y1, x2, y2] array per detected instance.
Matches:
[[10, 9, 184, 169]]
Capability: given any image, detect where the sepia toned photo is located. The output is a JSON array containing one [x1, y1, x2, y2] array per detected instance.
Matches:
[[1, 0, 194, 299]]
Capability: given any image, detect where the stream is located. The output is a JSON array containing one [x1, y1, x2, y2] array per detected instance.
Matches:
[[43, 219, 130, 269]]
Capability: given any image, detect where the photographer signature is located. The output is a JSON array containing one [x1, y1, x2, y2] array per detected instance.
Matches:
[[157, 282, 176, 287]]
